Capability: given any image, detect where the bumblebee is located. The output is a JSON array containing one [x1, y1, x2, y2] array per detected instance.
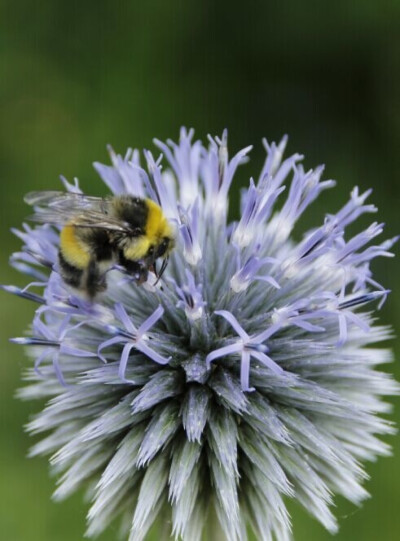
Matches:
[[24, 191, 175, 298]]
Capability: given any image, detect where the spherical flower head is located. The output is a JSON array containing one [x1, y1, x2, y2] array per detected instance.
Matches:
[[4, 128, 399, 541]]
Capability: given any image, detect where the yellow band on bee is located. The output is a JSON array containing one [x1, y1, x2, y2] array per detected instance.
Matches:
[[124, 237, 151, 259], [60, 225, 90, 269], [145, 198, 173, 240]]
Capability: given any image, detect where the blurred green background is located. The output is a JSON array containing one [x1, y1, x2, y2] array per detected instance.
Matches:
[[1, 1, 399, 540]]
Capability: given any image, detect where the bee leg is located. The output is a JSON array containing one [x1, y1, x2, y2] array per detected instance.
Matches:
[[125, 261, 148, 284], [117, 251, 148, 284], [136, 264, 149, 284], [86, 258, 107, 298]]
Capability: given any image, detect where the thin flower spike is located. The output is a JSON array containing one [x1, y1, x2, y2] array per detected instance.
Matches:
[[206, 310, 285, 392], [174, 270, 206, 321], [98, 304, 170, 382], [230, 249, 280, 293], [4, 128, 398, 541], [179, 199, 202, 266], [11, 313, 96, 386]]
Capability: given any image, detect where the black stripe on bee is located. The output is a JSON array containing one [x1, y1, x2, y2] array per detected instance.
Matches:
[[81, 228, 114, 261], [111, 196, 149, 233], [58, 251, 83, 288]]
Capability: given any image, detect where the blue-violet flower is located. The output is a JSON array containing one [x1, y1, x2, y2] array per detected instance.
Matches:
[[4, 128, 399, 541]]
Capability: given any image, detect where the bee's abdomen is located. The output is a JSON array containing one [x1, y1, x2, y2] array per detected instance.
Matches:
[[58, 251, 83, 288], [60, 224, 113, 267], [60, 225, 91, 269], [85, 229, 113, 262]]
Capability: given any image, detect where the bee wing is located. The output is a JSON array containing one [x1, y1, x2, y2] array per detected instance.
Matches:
[[24, 191, 109, 211], [24, 191, 131, 233], [72, 212, 132, 232]]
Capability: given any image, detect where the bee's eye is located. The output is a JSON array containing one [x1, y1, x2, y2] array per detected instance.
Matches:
[[147, 246, 155, 257], [155, 238, 170, 258]]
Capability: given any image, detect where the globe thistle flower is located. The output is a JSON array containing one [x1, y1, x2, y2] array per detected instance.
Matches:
[[4, 128, 399, 541]]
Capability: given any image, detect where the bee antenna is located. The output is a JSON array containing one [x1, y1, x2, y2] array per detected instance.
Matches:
[[154, 258, 169, 285]]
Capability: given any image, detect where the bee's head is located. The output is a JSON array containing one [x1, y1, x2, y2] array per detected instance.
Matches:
[[141, 234, 172, 261], [145, 236, 174, 282], [153, 236, 174, 259], [118, 196, 176, 282]]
